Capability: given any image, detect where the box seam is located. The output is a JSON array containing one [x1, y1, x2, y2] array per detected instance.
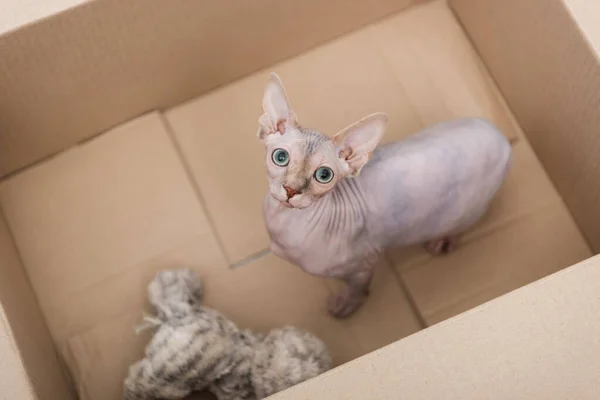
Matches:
[[383, 252, 428, 329], [158, 112, 233, 266], [0, 204, 77, 400], [0, 304, 37, 400], [0, 109, 157, 183], [447, 0, 595, 254]]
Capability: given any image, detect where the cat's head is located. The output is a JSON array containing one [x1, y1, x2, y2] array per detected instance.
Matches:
[[257, 73, 387, 209]]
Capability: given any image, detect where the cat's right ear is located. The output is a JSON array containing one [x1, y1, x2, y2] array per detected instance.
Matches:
[[333, 113, 387, 176], [257, 73, 297, 140]]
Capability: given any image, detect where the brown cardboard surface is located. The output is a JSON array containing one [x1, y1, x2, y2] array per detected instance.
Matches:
[[402, 203, 591, 324], [65, 311, 154, 400], [0, 112, 227, 348], [164, 30, 422, 263], [0, 0, 87, 34], [450, 0, 600, 252], [166, 0, 521, 263], [0, 0, 421, 177], [63, 254, 420, 400], [390, 139, 583, 271], [369, 0, 523, 140], [43, 239, 226, 343], [0, 211, 74, 399], [203, 254, 421, 366], [271, 255, 600, 400], [566, 0, 600, 55], [324, 259, 424, 355], [396, 141, 591, 324], [0, 0, 599, 398], [0, 110, 421, 399], [0, 305, 36, 400]]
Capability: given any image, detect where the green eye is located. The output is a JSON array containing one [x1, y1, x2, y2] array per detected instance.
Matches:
[[272, 149, 289, 166], [314, 167, 334, 184]]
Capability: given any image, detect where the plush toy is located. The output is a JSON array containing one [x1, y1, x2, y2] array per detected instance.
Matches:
[[124, 269, 332, 400]]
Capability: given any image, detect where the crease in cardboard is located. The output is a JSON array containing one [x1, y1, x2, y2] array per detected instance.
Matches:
[[1, 0, 599, 398], [392, 203, 559, 274], [322, 258, 422, 355], [402, 203, 591, 324], [0, 204, 75, 400], [41, 235, 212, 339], [562, 1, 600, 64], [159, 113, 232, 266], [0, 0, 88, 36], [449, 0, 600, 252], [230, 248, 272, 269], [0, 304, 36, 400], [382, 251, 429, 329], [0, 0, 425, 176]]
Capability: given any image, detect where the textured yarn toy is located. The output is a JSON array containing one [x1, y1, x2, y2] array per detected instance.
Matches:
[[124, 269, 332, 400]]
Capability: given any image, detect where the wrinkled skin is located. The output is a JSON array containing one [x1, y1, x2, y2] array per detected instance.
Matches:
[[259, 74, 512, 318]]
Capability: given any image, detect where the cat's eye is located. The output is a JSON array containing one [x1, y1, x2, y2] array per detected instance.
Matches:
[[314, 167, 334, 184], [272, 148, 289, 167]]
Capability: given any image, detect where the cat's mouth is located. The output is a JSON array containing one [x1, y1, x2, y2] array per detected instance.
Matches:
[[279, 200, 312, 210], [271, 189, 310, 209], [279, 200, 293, 208]]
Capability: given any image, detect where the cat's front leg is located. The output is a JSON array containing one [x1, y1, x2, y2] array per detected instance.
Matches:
[[327, 267, 373, 319]]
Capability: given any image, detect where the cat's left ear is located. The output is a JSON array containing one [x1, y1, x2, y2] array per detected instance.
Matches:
[[333, 113, 387, 176], [257, 73, 297, 140]]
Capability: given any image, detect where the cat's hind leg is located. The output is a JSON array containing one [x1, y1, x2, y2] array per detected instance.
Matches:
[[425, 236, 458, 256], [327, 268, 373, 319]]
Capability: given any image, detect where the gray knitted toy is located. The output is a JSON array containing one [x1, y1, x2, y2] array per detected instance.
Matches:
[[124, 269, 331, 400]]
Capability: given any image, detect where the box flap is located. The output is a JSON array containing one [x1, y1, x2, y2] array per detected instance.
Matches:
[[449, 0, 600, 252], [272, 255, 600, 399], [564, 0, 600, 57], [0, 0, 421, 176], [0, 209, 74, 400], [0, 304, 36, 400], [0, 0, 86, 35]]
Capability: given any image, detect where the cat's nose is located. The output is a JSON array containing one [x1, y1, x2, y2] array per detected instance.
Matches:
[[284, 186, 299, 199]]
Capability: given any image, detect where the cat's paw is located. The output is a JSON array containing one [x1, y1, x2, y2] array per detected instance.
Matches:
[[425, 236, 457, 256], [326, 292, 366, 319]]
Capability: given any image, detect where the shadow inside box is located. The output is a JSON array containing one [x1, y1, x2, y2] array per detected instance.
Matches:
[[186, 391, 217, 400]]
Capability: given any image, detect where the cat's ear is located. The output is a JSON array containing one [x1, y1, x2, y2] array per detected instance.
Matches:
[[333, 113, 387, 176], [257, 73, 297, 140]]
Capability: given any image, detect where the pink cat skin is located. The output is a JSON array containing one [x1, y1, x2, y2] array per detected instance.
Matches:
[[259, 73, 512, 318]]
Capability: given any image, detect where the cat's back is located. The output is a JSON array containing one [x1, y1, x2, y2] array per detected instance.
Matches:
[[357, 118, 512, 245], [365, 117, 511, 175]]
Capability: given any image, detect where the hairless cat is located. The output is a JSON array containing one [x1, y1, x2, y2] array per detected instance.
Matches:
[[259, 73, 512, 318]]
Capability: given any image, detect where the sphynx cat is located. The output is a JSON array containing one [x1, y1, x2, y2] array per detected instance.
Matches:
[[259, 73, 512, 318]]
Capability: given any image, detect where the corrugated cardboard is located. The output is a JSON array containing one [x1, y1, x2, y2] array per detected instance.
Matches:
[[0, 208, 73, 399], [269, 255, 600, 399], [0, 0, 421, 176], [61, 255, 421, 400], [450, 0, 600, 252], [0, 0, 599, 399], [0, 304, 36, 400], [1, 111, 421, 400], [165, 0, 522, 263], [393, 140, 591, 324], [0, 112, 227, 345], [0, 0, 86, 34]]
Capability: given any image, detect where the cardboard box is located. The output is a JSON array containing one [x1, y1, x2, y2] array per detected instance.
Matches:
[[0, 0, 599, 398]]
